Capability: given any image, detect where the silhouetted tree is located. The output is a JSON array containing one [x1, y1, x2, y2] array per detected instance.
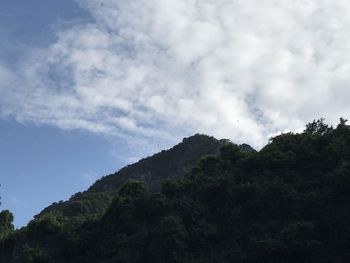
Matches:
[[0, 210, 14, 239]]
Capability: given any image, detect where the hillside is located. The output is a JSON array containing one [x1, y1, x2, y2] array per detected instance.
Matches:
[[36, 134, 251, 222], [88, 134, 231, 192], [1, 119, 350, 263]]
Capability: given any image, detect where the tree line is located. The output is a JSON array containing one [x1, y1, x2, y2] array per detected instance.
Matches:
[[1, 119, 350, 263]]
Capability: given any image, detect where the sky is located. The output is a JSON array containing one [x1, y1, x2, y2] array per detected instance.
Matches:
[[1, 0, 350, 227]]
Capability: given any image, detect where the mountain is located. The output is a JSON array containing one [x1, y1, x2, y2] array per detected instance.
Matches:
[[89, 134, 229, 192], [36, 134, 251, 222], [3, 119, 350, 263]]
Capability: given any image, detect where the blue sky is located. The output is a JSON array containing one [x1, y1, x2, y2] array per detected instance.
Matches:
[[0, 0, 91, 65], [0, 119, 119, 227], [1, 0, 350, 227], [0, 0, 95, 227], [0, 0, 166, 227]]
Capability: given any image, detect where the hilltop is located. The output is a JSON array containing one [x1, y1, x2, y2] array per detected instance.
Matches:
[[1, 119, 350, 263], [36, 134, 253, 222]]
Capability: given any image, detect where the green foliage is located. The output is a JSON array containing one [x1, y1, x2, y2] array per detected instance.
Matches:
[[89, 134, 228, 193], [304, 118, 332, 136], [27, 214, 63, 235], [0, 210, 14, 239], [2, 119, 350, 263], [34, 134, 227, 227], [19, 244, 50, 263], [35, 192, 116, 225], [160, 216, 189, 263], [118, 180, 148, 199]]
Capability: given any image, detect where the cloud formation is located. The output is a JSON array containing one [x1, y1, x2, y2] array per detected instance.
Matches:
[[2, 0, 350, 148]]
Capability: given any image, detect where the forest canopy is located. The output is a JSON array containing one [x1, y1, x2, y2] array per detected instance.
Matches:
[[1, 118, 350, 263]]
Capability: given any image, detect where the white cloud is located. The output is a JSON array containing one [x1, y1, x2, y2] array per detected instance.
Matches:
[[1, 0, 350, 149]]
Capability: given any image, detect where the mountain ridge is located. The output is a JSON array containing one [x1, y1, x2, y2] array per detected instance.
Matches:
[[36, 134, 254, 222], [2, 119, 350, 263]]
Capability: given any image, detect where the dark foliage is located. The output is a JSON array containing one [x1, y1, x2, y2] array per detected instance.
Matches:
[[0, 210, 14, 239], [35, 135, 230, 223], [1, 119, 350, 263]]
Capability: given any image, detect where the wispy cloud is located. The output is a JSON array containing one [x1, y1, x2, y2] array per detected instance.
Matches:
[[1, 0, 350, 148]]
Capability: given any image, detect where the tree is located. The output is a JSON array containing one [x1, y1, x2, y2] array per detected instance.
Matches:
[[304, 118, 333, 136], [0, 210, 14, 239], [0, 185, 14, 239], [160, 216, 189, 263]]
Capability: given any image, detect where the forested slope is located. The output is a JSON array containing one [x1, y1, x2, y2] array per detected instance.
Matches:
[[1, 119, 350, 263], [34, 134, 232, 223]]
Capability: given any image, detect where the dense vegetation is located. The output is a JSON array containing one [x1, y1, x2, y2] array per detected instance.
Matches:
[[1, 119, 350, 263], [35, 134, 231, 222]]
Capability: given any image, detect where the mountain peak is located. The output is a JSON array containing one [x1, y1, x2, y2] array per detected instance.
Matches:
[[181, 133, 219, 143], [88, 134, 227, 193], [36, 134, 253, 221]]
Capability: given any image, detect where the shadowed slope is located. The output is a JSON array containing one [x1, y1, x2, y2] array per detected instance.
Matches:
[[36, 134, 250, 222]]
